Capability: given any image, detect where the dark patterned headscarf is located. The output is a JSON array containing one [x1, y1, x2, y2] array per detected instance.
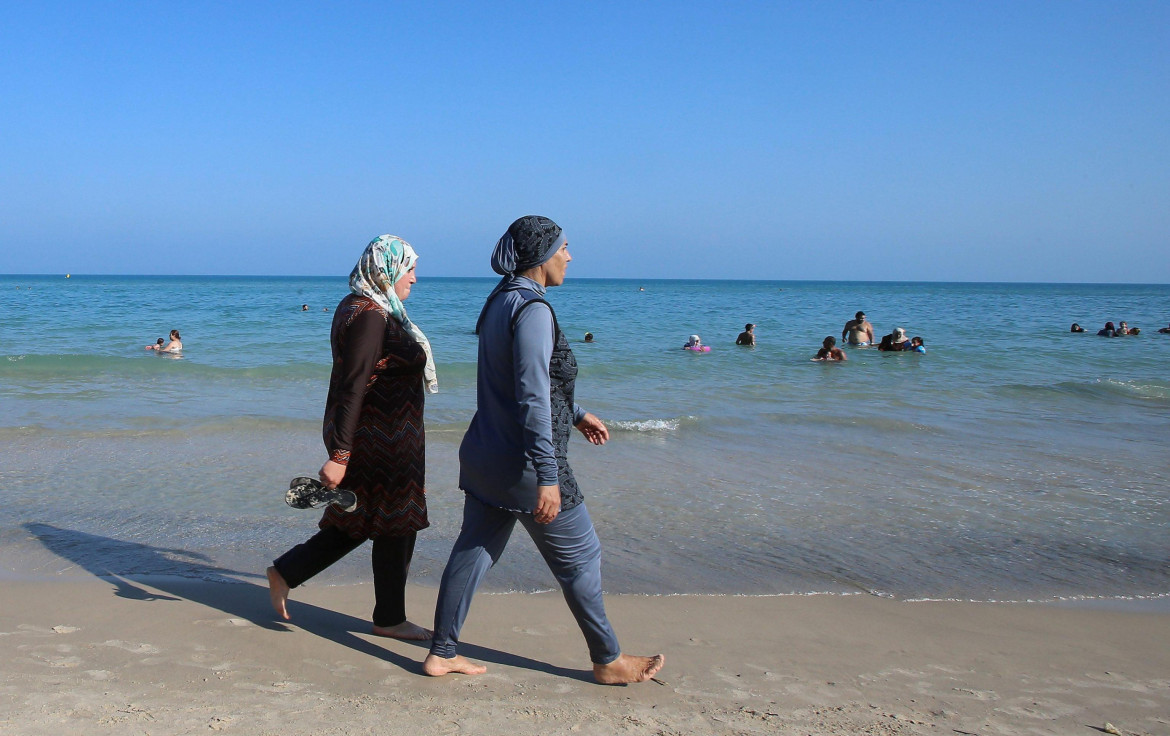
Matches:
[[476, 215, 568, 333], [490, 215, 566, 275]]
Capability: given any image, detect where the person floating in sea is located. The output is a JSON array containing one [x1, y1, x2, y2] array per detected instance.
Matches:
[[908, 336, 926, 353], [1098, 322, 1117, 337], [684, 335, 710, 352], [267, 234, 438, 642], [301, 304, 309, 311], [813, 336, 846, 361], [736, 323, 756, 346], [584, 332, 595, 343], [422, 215, 664, 685], [1070, 323, 1085, 333], [842, 311, 874, 346], [146, 330, 183, 353], [1159, 322, 1170, 334], [877, 327, 910, 351]]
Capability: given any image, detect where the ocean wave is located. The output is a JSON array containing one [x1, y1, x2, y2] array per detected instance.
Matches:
[[757, 412, 942, 435], [1096, 378, 1170, 401], [608, 416, 696, 433], [0, 416, 317, 439], [998, 378, 1170, 405]]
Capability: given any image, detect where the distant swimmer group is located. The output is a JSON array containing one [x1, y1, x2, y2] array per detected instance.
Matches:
[[877, 327, 925, 352], [813, 336, 846, 361], [673, 310, 927, 360], [145, 329, 182, 353], [1096, 320, 1141, 337]]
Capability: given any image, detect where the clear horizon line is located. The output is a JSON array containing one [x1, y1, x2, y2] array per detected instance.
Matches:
[[4, 273, 1170, 287]]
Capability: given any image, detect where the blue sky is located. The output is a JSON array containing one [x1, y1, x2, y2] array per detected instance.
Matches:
[[1, 2, 1166, 281]]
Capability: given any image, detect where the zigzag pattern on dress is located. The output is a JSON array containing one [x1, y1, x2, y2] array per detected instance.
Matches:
[[321, 297, 428, 539]]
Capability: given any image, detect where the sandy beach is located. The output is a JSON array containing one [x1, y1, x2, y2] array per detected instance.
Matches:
[[1, 578, 1167, 736]]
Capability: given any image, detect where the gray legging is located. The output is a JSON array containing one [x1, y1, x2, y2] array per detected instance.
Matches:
[[430, 494, 621, 665]]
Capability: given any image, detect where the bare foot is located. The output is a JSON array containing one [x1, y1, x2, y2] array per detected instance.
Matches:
[[266, 566, 290, 621], [593, 653, 665, 685], [372, 620, 433, 640], [422, 654, 487, 677]]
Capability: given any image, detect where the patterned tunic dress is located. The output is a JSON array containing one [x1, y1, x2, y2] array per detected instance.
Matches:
[[535, 298, 583, 509], [319, 294, 428, 539]]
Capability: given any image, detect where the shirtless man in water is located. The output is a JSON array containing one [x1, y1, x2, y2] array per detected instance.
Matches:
[[841, 311, 874, 345]]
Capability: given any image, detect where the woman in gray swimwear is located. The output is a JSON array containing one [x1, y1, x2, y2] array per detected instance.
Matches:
[[422, 215, 664, 684]]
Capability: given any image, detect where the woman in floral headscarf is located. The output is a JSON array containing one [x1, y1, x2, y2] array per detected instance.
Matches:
[[267, 235, 435, 640]]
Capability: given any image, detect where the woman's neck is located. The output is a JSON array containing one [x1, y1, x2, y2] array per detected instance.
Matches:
[[518, 266, 546, 286]]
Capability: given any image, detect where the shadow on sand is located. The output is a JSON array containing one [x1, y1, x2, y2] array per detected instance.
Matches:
[[22, 522, 589, 681]]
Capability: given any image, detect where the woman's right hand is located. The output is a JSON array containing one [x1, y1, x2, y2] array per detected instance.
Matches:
[[534, 485, 561, 524], [319, 460, 347, 490]]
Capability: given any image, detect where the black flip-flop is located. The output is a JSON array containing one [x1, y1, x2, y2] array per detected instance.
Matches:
[[285, 476, 358, 513]]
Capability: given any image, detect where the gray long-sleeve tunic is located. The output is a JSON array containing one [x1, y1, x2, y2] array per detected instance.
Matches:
[[458, 277, 585, 512]]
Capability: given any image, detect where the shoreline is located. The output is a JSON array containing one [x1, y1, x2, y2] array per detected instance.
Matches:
[[4, 566, 1169, 613], [2, 578, 1167, 735]]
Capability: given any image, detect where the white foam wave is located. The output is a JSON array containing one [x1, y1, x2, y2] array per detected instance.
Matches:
[[609, 416, 694, 433]]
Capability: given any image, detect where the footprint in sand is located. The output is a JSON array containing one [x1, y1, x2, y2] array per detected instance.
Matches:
[[994, 698, 1083, 720], [195, 617, 253, 628], [235, 681, 308, 694], [209, 716, 234, 730], [511, 623, 570, 637], [101, 640, 161, 655], [304, 659, 358, 676], [951, 686, 999, 701], [25, 648, 83, 668]]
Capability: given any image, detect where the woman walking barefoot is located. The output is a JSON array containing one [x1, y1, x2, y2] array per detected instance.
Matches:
[[267, 235, 438, 641], [423, 215, 664, 684]]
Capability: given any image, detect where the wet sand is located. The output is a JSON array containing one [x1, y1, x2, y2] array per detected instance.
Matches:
[[1, 578, 1167, 735]]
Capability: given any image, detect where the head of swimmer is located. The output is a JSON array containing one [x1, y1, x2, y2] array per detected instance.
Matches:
[[169, 330, 181, 341], [822, 336, 836, 349]]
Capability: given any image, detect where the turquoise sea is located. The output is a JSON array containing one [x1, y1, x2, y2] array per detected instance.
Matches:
[[1, 274, 1168, 602]]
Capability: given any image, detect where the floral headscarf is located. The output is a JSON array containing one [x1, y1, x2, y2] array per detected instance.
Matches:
[[349, 235, 438, 393]]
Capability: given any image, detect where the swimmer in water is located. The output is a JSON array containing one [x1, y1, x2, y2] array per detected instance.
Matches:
[[841, 311, 874, 346], [1070, 323, 1085, 333], [584, 332, 594, 343], [877, 327, 909, 351], [813, 336, 846, 361], [683, 335, 707, 351], [735, 323, 756, 346], [909, 336, 926, 353], [147, 329, 183, 353]]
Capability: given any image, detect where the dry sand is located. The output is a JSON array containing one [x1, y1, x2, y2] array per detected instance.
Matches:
[[1, 578, 1167, 735]]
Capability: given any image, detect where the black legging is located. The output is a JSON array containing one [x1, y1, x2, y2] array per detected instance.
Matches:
[[273, 526, 416, 627]]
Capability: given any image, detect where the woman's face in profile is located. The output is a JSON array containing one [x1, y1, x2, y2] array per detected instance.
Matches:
[[542, 243, 572, 287], [394, 265, 417, 301]]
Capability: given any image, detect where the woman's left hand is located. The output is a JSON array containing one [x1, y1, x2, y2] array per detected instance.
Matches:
[[575, 413, 609, 446]]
